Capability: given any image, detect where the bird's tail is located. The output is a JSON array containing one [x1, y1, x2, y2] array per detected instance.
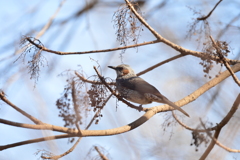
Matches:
[[162, 98, 189, 117]]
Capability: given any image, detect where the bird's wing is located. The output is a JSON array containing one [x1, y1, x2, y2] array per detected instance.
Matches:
[[117, 76, 190, 117], [117, 76, 164, 97]]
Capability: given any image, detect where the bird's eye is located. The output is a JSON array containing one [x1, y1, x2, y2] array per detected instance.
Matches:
[[117, 67, 123, 70]]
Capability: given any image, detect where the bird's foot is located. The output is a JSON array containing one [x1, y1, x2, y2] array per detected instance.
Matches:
[[137, 104, 143, 112]]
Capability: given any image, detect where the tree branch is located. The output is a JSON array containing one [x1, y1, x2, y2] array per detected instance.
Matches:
[[75, 55, 185, 86], [172, 111, 217, 132], [0, 91, 43, 125], [124, 0, 239, 65], [26, 37, 159, 55], [200, 93, 240, 159], [209, 36, 240, 86], [199, 121, 221, 160], [197, 0, 223, 21], [75, 71, 115, 85], [37, 89, 112, 159], [137, 54, 186, 76], [94, 146, 109, 160], [0, 64, 239, 151], [0, 134, 74, 151], [36, 0, 67, 39]]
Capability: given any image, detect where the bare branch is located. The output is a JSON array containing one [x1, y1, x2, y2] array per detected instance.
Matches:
[[159, 63, 240, 112], [94, 146, 109, 160], [41, 136, 81, 159], [0, 64, 239, 151], [75, 55, 185, 86], [137, 54, 186, 76], [0, 134, 73, 151], [199, 120, 221, 160], [75, 71, 115, 85], [0, 91, 43, 125], [197, 0, 223, 21], [124, 0, 239, 65], [209, 36, 240, 86], [36, 0, 67, 38], [40, 90, 112, 159], [217, 13, 240, 39], [200, 93, 240, 159], [26, 37, 159, 55], [172, 111, 217, 132]]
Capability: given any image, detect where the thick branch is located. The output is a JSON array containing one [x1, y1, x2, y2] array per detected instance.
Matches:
[[124, 0, 239, 65], [157, 63, 240, 112], [28, 92, 112, 159], [0, 64, 240, 151]]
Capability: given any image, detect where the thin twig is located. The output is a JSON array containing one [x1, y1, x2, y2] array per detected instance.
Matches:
[[209, 36, 240, 86], [137, 54, 185, 76], [197, 0, 223, 20], [94, 146, 109, 160], [75, 55, 184, 86], [172, 111, 217, 132], [26, 36, 239, 66], [75, 71, 115, 85], [217, 13, 240, 39], [27, 37, 159, 55], [41, 136, 81, 159], [36, 0, 67, 38], [71, 81, 82, 135]]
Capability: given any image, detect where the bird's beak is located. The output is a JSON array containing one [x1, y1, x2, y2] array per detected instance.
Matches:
[[108, 66, 116, 70]]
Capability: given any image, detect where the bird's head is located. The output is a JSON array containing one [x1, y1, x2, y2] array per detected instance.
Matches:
[[108, 64, 136, 78]]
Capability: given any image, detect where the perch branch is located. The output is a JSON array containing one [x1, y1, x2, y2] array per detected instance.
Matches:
[[0, 64, 240, 151]]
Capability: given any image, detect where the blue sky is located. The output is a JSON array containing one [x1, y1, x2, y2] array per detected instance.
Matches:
[[0, 0, 240, 159]]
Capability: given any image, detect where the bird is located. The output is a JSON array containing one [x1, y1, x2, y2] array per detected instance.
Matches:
[[108, 64, 189, 117]]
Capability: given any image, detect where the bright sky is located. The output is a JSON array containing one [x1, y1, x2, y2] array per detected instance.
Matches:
[[0, 0, 240, 159]]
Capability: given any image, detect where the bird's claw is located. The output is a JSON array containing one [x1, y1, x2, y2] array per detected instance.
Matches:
[[137, 104, 143, 112]]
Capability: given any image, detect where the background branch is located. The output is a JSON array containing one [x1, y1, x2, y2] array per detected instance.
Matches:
[[200, 93, 240, 159]]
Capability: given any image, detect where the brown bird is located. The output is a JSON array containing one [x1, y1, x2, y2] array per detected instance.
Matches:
[[108, 64, 189, 117]]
